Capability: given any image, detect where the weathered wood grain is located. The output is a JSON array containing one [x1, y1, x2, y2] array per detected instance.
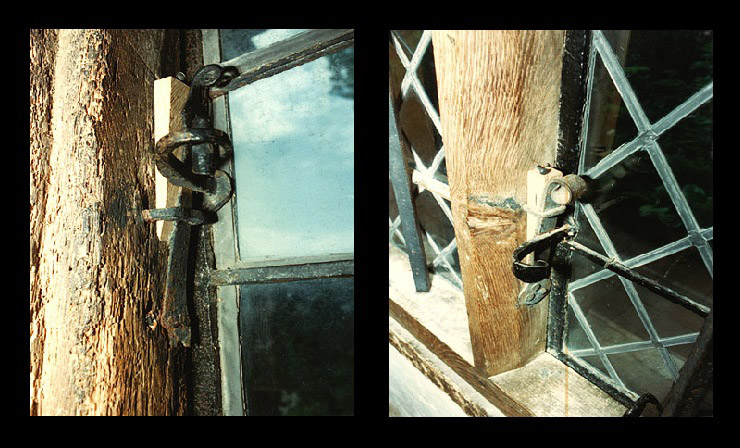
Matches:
[[389, 321, 500, 417], [390, 298, 534, 416], [30, 28, 59, 416], [432, 30, 565, 376], [30, 29, 186, 415], [492, 353, 627, 416]]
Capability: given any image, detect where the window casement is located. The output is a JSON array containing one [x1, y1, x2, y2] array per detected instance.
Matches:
[[388, 30, 712, 417], [202, 29, 354, 416]]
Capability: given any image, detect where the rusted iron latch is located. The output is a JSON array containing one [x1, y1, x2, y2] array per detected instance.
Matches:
[[512, 169, 710, 318], [143, 64, 238, 347], [150, 64, 238, 215], [515, 166, 586, 307]]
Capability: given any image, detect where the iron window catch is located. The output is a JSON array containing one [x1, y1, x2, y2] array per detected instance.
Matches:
[[144, 64, 239, 223], [514, 167, 585, 307], [141, 64, 238, 348], [511, 170, 710, 318]]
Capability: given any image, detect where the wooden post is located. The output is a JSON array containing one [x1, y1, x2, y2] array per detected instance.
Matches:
[[30, 29, 187, 415], [432, 30, 565, 376]]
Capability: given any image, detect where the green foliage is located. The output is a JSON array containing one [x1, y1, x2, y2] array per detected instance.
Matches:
[[608, 30, 713, 231]]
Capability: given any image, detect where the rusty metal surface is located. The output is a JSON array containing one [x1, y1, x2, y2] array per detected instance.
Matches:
[[211, 29, 354, 97], [512, 226, 572, 283], [153, 128, 232, 202], [562, 239, 710, 318], [209, 260, 354, 286], [662, 310, 713, 416], [145, 63, 240, 348], [160, 201, 193, 348], [142, 206, 208, 225]]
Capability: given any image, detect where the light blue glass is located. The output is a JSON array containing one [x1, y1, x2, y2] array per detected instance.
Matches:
[[220, 29, 309, 60], [228, 46, 354, 261]]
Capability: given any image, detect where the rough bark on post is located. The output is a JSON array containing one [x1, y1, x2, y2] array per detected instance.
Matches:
[[30, 29, 188, 415], [432, 30, 565, 376]]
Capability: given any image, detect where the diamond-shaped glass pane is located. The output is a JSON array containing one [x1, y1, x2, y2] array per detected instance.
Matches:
[[582, 53, 639, 172], [394, 30, 425, 58], [608, 349, 675, 400], [578, 354, 609, 378], [389, 30, 460, 288], [631, 282, 704, 339], [584, 151, 686, 260], [605, 30, 713, 124], [632, 246, 713, 308], [568, 278, 651, 349], [564, 30, 712, 405], [656, 99, 713, 228]]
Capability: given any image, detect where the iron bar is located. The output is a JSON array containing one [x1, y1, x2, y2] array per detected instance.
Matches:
[[389, 88, 430, 292], [662, 310, 713, 416], [210, 29, 354, 97], [580, 202, 680, 378], [569, 227, 713, 292], [209, 260, 354, 286], [561, 240, 710, 318]]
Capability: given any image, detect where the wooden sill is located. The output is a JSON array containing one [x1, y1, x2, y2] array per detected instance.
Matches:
[[389, 244, 628, 417]]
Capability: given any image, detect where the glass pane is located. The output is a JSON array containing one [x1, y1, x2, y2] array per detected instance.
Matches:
[[582, 53, 638, 172], [220, 29, 309, 61], [579, 354, 608, 378], [656, 99, 713, 228], [229, 46, 354, 261], [564, 30, 713, 404], [240, 277, 354, 416], [609, 349, 675, 400], [569, 278, 651, 349], [610, 30, 713, 123], [393, 30, 424, 58], [582, 151, 685, 260], [632, 247, 713, 308], [631, 282, 704, 339]]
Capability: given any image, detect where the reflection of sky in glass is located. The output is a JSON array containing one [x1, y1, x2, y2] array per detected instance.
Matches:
[[220, 29, 308, 60], [229, 47, 354, 261]]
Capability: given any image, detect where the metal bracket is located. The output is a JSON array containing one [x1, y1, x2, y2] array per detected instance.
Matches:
[[147, 64, 238, 218], [514, 168, 587, 307], [143, 64, 239, 347]]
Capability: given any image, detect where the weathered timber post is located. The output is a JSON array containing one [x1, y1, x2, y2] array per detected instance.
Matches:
[[30, 29, 190, 415], [432, 30, 565, 376]]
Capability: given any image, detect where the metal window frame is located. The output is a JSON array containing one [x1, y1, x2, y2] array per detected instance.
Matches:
[[547, 30, 714, 413], [202, 28, 355, 416], [388, 30, 463, 292]]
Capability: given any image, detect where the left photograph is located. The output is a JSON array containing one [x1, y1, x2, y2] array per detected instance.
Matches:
[[30, 29, 354, 416]]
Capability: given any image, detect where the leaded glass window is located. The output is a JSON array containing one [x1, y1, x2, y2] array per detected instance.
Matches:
[[560, 30, 712, 407], [389, 30, 462, 289]]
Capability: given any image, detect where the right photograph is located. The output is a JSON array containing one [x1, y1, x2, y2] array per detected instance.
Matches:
[[388, 30, 713, 417]]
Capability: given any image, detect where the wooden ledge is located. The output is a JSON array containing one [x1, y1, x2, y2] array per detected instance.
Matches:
[[491, 352, 628, 417], [388, 243, 473, 365], [390, 244, 628, 417]]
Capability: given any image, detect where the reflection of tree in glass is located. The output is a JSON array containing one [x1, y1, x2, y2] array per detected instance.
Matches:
[[606, 30, 713, 230], [241, 278, 354, 416], [327, 46, 354, 100]]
